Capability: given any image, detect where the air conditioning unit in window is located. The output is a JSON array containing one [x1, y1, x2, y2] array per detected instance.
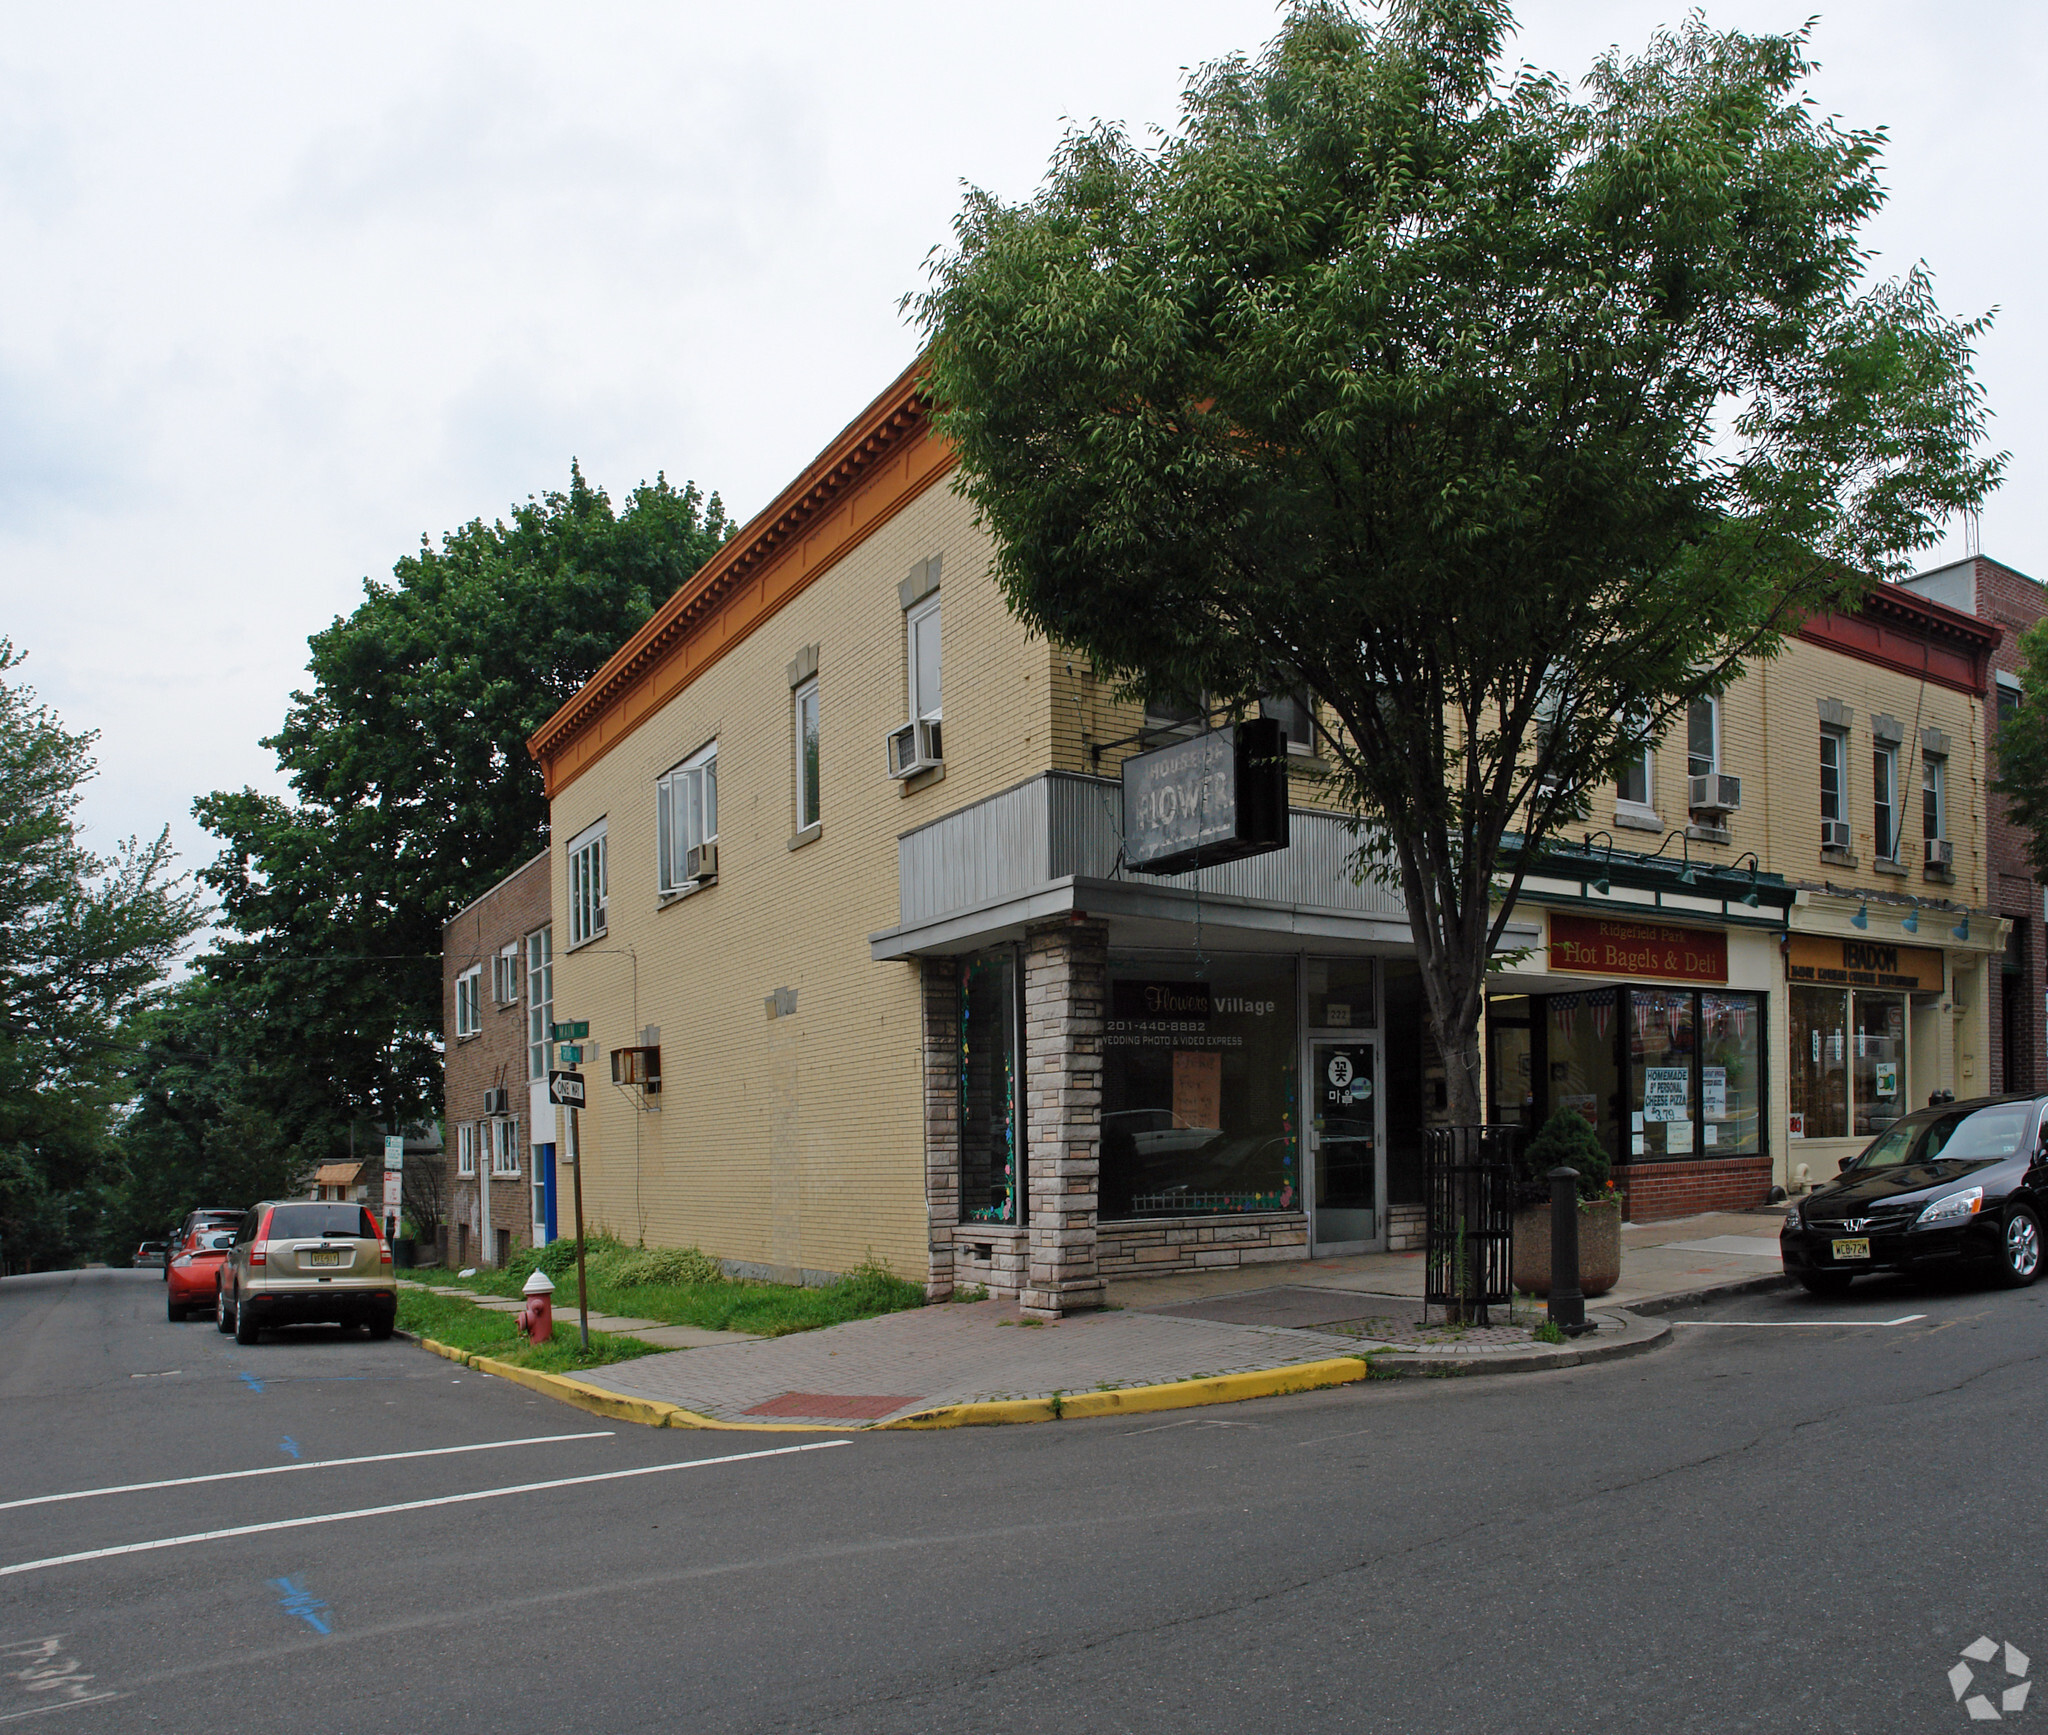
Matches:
[[1821, 820, 1852, 852], [480, 1087, 509, 1115], [686, 842, 718, 883], [886, 718, 944, 779], [1688, 773, 1742, 816], [1926, 838, 1954, 870]]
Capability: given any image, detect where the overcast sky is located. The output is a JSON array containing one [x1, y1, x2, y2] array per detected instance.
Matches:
[[5, 0, 2040, 893]]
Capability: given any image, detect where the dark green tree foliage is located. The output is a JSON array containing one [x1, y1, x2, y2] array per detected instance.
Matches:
[[1519, 1107, 1611, 1201], [1994, 623, 2048, 874], [192, 467, 731, 1149], [0, 642, 204, 1268], [915, 0, 2000, 1121]]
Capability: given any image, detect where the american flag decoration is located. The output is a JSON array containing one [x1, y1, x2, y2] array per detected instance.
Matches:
[[1589, 988, 1614, 1038]]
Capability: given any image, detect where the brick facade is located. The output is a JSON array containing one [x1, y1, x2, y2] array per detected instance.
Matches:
[[1615, 1157, 1773, 1222], [442, 851, 551, 1269]]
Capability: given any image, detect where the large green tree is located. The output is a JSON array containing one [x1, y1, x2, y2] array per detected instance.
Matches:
[[915, 0, 2000, 1123], [192, 466, 732, 1155], [1993, 621, 2048, 878], [0, 642, 204, 1268]]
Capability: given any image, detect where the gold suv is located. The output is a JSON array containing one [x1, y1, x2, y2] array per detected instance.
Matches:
[[215, 1201, 397, 1344]]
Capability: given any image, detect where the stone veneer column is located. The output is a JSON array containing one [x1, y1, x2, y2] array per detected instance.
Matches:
[[1021, 915, 1106, 1318], [920, 957, 960, 1301]]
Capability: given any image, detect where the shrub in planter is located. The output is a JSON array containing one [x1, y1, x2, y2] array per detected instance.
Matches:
[[1512, 1110, 1622, 1298]]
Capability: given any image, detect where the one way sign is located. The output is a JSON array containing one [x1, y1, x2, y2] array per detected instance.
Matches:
[[548, 1070, 586, 1108]]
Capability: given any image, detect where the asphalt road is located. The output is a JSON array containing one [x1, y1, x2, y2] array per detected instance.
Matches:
[[3, 1265, 2043, 1733]]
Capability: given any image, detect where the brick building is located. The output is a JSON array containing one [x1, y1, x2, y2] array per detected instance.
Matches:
[[441, 851, 558, 1268], [1904, 553, 2046, 1096]]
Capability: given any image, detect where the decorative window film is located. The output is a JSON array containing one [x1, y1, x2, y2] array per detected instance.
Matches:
[[526, 926, 553, 1082], [567, 822, 606, 948], [794, 679, 820, 832], [657, 745, 717, 892], [455, 966, 482, 1038], [959, 952, 1018, 1224]]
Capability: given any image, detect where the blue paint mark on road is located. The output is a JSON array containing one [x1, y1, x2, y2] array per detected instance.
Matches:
[[271, 1576, 331, 1635], [279, 1437, 300, 1460], [239, 1372, 264, 1393]]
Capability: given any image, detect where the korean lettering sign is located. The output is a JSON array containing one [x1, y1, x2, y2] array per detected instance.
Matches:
[[1547, 914, 1728, 984]]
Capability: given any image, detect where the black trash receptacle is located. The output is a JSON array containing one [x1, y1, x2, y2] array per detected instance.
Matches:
[[393, 1238, 416, 1269]]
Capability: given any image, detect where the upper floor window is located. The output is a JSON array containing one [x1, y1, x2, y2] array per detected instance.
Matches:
[[657, 744, 718, 893], [1923, 754, 1946, 844], [1145, 693, 1207, 733], [1820, 728, 1848, 845], [1616, 747, 1652, 809], [492, 943, 519, 1006], [1998, 675, 2022, 736], [794, 679, 821, 832], [455, 965, 483, 1038], [1687, 697, 1719, 780], [526, 926, 553, 1082], [567, 820, 607, 949], [908, 595, 942, 745], [491, 1117, 521, 1178], [457, 1121, 477, 1177], [1873, 742, 1900, 861], [1261, 693, 1317, 755]]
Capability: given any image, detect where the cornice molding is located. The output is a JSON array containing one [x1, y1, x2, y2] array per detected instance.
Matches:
[[528, 357, 956, 797]]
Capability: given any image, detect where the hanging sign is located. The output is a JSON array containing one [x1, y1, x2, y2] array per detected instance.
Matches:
[[1548, 913, 1728, 984], [1785, 934, 1943, 992], [1122, 719, 1289, 875]]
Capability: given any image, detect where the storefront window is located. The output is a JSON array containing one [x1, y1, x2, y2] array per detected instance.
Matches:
[[1102, 954, 1298, 1219], [1852, 993, 1907, 1136], [1307, 956, 1376, 1029], [1700, 992, 1763, 1156], [1488, 996, 1534, 1129], [959, 952, 1017, 1223], [1630, 988, 1698, 1159], [1790, 986, 1848, 1141], [1545, 989, 1620, 1161]]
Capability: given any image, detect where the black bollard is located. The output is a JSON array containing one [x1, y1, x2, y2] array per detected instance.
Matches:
[[1548, 1165, 1587, 1336]]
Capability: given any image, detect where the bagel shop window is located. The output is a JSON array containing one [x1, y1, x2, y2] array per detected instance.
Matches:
[[1101, 955, 1298, 1219]]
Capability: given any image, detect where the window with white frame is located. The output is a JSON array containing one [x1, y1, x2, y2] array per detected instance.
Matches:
[[794, 679, 820, 832], [1616, 745, 1652, 809], [492, 1118, 521, 1178], [455, 965, 483, 1038], [1687, 697, 1719, 779], [1873, 741, 1900, 861], [1260, 692, 1317, 754], [657, 743, 718, 892], [567, 821, 606, 948], [907, 593, 942, 753], [457, 1122, 477, 1177], [526, 926, 553, 1082], [492, 943, 519, 1005], [1820, 728, 1847, 843], [1924, 754, 1946, 844]]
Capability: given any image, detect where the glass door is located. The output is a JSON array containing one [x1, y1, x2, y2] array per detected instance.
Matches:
[[1312, 1040, 1380, 1251]]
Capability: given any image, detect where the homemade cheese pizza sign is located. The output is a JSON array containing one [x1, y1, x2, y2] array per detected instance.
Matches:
[[1547, 913, 1728, 984]]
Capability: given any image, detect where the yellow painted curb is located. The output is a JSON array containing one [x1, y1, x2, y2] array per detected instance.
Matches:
[[467, 1354, 689, 1428], [884, 1355, 1376, 1429], [418, 1337, 471, 1366]]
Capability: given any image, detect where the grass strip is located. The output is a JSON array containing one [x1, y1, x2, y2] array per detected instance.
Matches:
[[396, 1288, 658, 1374]]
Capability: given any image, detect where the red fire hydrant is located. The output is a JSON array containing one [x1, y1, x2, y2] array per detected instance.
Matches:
[[517, 1269, 555, 1343]]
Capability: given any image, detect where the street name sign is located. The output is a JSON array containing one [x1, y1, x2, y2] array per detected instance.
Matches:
[[550, 1020, 590, 1041]]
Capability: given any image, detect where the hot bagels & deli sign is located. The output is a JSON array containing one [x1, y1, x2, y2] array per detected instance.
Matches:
[[1547, 913, 1728, 984]]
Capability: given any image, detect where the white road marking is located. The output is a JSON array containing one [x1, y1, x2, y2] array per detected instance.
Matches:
[[0, 1695, 124, 1724], [1671, 1314, 1929, 1328], [0, 1441, 849, 1578], [0, 1432, 615, 1513]]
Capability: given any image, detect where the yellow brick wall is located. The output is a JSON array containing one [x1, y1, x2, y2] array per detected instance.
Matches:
[[548, 479, 1059, 1283]]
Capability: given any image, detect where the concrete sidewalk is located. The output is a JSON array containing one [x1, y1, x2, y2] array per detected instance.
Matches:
[[543, 1210, 1785, 1427]]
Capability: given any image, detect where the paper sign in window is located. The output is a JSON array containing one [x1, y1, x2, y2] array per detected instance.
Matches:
[[1172, 1050, 1223, 1136]]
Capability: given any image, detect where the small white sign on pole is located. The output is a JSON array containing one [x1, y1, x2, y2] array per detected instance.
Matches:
[[383, 1134, 404, 1172]]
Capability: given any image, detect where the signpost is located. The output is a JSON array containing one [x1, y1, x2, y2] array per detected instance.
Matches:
[[548, 1065, 590, 1348], [382, 1134, 404, 1239]]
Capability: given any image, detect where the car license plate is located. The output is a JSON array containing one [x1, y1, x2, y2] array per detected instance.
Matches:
[[1831, 1238, 1871, 1261], [305, 1249, 343, 1268]]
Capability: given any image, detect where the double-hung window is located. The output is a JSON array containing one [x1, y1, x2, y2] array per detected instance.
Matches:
[[455, 966, 483, 1038], [1873, 741, 1900, 861], [794, 680, 820, 832], [1924, 755, 1946, 845], [492, 944, 519, 1006], [567, 821, 607, 948], [1820, 729, 1848, 846], [908, 595, 942, 757], [1616, 746, 1652, 810], [457, 1123, 477, 1177], [1260, 693, 1317, 755], [1687, 698, 1718, 780], [657, 743, 718, 893], [526, 927, 553, 1081], [492, 1118, 521, 1178]]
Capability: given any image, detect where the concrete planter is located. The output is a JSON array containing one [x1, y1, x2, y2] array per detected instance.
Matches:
[[1511, 1200, 1621, 1299]]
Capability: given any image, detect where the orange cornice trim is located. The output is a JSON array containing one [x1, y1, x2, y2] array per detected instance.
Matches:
[[528, 357, 957, 798]]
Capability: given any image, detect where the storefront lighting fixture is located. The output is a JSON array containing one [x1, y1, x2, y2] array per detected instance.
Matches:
[[1646, 829, 1697, 885], [1851, 900, 1870, 930], [1953, 914, 1972, 942], [1733, 853, 1764, 908], [1582, 830, 1615, 896], [1903, 900, 1920, 934]]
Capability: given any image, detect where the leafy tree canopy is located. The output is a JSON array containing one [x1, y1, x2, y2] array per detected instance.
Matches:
[[191, 465, 732, 1150], [1993, 620, 2048, 878], [915, 0, 2000, 1121]]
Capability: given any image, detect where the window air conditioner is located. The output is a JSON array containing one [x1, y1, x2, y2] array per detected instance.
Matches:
[[686, 841, 718, 883], [886, 718, 944, 779], [1688, 773, 1742, 816], [1926, 838, 1954, 870], [1821, 820, 1852, 851], [480, 1087, 509, 1115]]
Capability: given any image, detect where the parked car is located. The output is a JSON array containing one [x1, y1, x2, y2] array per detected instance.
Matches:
[[165, 1207, 244, 1281], [1780, 1094, 2046, 1294], [167, 1231, 235, 1321], [131, 1241, 170, 1270], [215, 1201, 396, 1344]]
